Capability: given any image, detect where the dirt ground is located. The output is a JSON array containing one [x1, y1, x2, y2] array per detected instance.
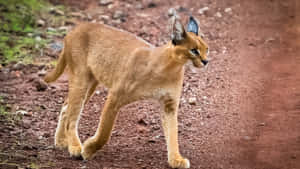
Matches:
[[0, 0, 300, 169]]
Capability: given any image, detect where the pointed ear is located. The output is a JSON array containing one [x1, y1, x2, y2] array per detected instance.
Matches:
[[187, 16, 199, 35], [170, 16, 186, 45]]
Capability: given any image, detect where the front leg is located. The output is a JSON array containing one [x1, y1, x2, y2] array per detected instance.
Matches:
[[81, 91, 123, 160], [160, 95, 190, 168]]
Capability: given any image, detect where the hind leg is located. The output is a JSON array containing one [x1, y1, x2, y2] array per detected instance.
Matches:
[[65, 75, 90, 156], [55, 99, 69, 149], [55, 78, 98, 152], [55, 73, 95, 157]]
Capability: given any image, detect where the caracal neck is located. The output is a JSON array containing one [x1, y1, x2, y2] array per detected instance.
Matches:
[[150, 42, 186, 75]]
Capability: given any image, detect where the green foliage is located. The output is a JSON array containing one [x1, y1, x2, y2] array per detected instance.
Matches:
[[29, 162, 40, 169], [0, 105, 8, 116], [0, 101, 23, 123], [0, 0, 66, 64], [0, 0, 43, 33], [50, 60, 57, 66], [0, 31, 49, 64]]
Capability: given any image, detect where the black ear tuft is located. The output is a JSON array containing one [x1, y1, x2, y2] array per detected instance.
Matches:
[[187, 16, 199, 35]]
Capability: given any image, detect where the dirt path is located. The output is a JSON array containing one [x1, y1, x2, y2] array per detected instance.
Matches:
[[0, 0, 299, 169], [237, 1, 300, 169]]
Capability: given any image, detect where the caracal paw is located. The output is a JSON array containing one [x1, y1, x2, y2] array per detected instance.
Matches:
[[54, 137, 68, 149], [81, 138, 99, 160], [168, 157, 190, 168], [68, 144, 82, 157]]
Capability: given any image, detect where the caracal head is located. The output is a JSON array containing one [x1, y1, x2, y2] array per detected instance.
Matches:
[[170, 16, 209, 68]]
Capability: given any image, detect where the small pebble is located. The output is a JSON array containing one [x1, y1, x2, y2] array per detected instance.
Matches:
[[48, 42, 63, 52], [35, 36, 42, 41], [37, 69, 47, 76], [34, 79, 48, 91], [107, 4, 114, 9], [47, 27, 56, 32], [243, 136, 251, 141], [37, 19, 45, 27], [138, 118, 148, 126], [16, 110, 28, 116], [148, 139, 156, 143], [50, 8, 64, 16], [11, 62, 25, 71], [188, 97, 197, 105], [99, 0, 113, 6], [198, 7, 209, 15], [58, 26, 69, 31], [147, 2, 157, 8], [113, 10, 125, 20], [224, 8, 232, 13], [215, 12, 222, 18], [99, 15, 110, 21], [71, 12, 85, 18], [136, 3, 143, 9]]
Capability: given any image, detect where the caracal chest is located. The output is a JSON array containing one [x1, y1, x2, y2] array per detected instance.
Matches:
[[120, 60, 182, 100]]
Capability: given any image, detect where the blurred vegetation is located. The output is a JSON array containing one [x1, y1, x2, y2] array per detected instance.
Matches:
[[0, 96, 21, 123], [0, 0, 67, 65], [0, 104, 22, 125], [0, 105, 8, 116]]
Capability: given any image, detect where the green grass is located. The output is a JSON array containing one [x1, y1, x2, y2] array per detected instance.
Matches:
[[0, 105, 16, 122], [0, 0, 68, 65], [0, 95, 22, 122], [0, 96, 8, 116], [0, 106, 8, 116], [50, 60, 57, 66]]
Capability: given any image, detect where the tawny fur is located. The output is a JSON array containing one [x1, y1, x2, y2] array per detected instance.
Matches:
[[45, 17, 208, 169]]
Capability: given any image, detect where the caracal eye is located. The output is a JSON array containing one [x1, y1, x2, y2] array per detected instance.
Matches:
[[190, 48, 199, 56]]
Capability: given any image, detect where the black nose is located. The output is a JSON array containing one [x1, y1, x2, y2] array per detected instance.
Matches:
[[201, 60, 208, 65]]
